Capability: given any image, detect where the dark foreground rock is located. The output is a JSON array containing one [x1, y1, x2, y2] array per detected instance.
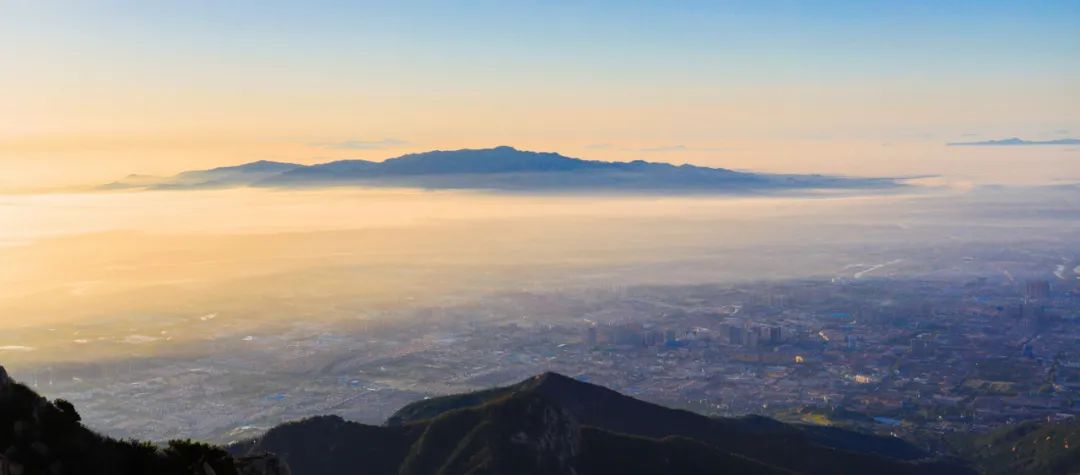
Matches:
[[0, 365, 286, 475]]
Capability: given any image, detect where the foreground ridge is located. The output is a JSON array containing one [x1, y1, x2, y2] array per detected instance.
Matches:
[[13, 366, 1050, 474], [234, 371, 974, 475]]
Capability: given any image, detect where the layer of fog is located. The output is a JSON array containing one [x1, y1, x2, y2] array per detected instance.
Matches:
[[1, 185, 1077, 369]]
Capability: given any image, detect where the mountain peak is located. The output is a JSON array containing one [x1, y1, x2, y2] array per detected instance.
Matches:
[[529, 370, 576, 383], [520, 371, 593, 393]]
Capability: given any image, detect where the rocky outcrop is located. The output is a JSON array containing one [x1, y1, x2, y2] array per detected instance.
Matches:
[[0, 368, 288, 475]]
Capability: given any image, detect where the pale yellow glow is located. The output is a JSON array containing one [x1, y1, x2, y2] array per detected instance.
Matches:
[[0, 187, 967, 365], [2, 73, 1078, 189]]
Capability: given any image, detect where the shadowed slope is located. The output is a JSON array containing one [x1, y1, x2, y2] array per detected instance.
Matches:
[[240, 372, 970, 475], [948, 418, 1080, 475], [390, 372, 968, 475]]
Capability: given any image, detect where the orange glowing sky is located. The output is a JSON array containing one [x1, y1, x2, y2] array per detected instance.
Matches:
[[2, 1, 1078, 190]]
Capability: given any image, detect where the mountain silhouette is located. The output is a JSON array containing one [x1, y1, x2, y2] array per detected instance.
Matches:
[[101, 160, 304, 190], [947, 137, 1080, 146], [103, 146, 901, 193]]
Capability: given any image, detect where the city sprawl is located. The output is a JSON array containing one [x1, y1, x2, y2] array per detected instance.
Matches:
[[11, 241, 1079, 448]]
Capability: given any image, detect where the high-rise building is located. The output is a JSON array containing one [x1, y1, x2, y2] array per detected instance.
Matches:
[[641, 330, 663, 347], [606, 323, 645, 347], [1026, 280, 1051, 300], [585, 326, 598, 346], [769, 326, 783, 343], [1023, 302, 1044, 319], [728, 326, 745, 345], [745, 330, 759, 348]]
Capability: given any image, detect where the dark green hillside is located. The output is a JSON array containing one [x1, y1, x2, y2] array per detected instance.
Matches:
[[237, 372, 972, 475], [386, 372, 968, 475], [386, 385, 516, 426], [230, 415, 418, 475], [575, 427, 790, 475], [949, 419, 1080, 475]]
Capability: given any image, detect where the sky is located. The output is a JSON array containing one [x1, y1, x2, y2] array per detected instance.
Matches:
[[2, 0, 1079, 189]]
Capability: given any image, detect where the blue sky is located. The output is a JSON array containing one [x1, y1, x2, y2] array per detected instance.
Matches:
[[11, 2, 1079, 74]]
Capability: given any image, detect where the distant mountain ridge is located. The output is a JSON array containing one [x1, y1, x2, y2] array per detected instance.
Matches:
[[102, 160, 305, 190], [947, 137, 1080, 146], [102, 146, 902, 193]]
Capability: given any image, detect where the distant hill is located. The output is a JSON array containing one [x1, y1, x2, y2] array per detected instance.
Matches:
[[948, 418, 1080, 475], [103, 146, 901, 194], [0, 366, 285, 475], [233, 372, 971, 475], [101, 160, 305, 190], [947, 137, 1080, 146]]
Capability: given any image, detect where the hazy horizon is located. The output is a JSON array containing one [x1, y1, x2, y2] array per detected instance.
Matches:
[[2, 183, 1076, 365]]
